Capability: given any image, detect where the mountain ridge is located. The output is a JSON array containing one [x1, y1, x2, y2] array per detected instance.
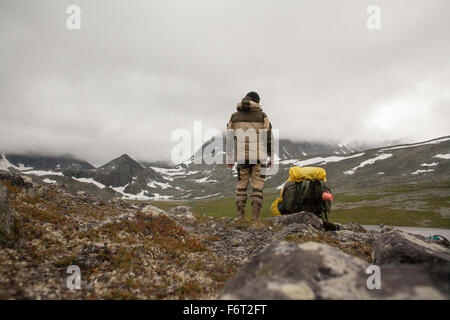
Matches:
[[1, 135, 449, 200]]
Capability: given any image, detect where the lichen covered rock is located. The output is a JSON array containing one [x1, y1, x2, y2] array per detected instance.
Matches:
[[220, 241, 449, 300], [373, 230, 450, 264], [273, 212, 324, 230]]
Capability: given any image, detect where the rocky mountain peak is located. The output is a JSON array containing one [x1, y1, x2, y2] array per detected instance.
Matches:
[[99, 154, 144, 172]]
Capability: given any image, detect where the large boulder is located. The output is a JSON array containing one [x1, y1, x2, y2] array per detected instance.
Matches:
[[273, 223, 320, 241], [220, 241, 449, 300], [141, 204, 166, 216], [165, 206, 196, 220], [333, 229, 380, 245], [339, 222, 367, 233], [0, 172, 33, 189], [273, 212, 324, 230], [373, 230, 450, 264]]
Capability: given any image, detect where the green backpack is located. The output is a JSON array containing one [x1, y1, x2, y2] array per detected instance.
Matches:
[[279, 179, 331, 221]]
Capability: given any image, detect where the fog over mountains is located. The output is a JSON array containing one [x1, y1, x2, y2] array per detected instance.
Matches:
[[1, 1, 450, 165]]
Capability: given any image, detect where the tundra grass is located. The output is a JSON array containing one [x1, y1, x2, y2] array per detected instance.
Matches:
[[148, 196, 450, 228], [146, 193, 279, 220], [422, 195, 450, 208], [383, 180, 450, 194], [333, 193, 388, 203], [189, 199, 450, 228], [329, 207, 449, 228], [146, 182, 450, 228]]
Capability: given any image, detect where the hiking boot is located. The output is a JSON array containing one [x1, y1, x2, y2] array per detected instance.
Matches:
[[252, 201, 261, 223]]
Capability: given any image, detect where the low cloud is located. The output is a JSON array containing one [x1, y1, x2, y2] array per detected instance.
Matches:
[[0, 0, 449, 165]]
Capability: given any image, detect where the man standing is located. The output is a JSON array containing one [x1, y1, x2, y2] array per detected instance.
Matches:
[[226, 92, 272, 222]]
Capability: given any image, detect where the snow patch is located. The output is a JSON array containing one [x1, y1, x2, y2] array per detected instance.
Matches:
[[411, 169, 434, 175], [112, 184, 173, 200], [282, 146, 291, 158], [420, 162, 438, 167], [434, 153, 450, 160], [192, 193, 221, 199], [17, 163, 33, 170], [112, 185, 127, 194], [0, 154, 34, 171], [42, 178, 56, 184], [151, 166, 198, 181], [22, 170, 64, 177], [193, 177, 218, 183], [343, 153, 392, 175], [281, 152, 365, 167], [147, 180, 172, 189], [149, 193, 173, 200], [72, 177, 106, 189]]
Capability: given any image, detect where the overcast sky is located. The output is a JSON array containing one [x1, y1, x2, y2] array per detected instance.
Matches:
[[0, 0, 449, 166]]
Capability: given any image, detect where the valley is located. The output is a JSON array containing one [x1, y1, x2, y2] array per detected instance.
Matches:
[[1, 136, 449, 228]]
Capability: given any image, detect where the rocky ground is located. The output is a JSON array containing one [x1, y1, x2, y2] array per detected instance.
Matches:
[[1, 172, 449, 299]]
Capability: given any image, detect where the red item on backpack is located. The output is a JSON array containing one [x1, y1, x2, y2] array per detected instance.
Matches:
[[322, 191, 334, 201]]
